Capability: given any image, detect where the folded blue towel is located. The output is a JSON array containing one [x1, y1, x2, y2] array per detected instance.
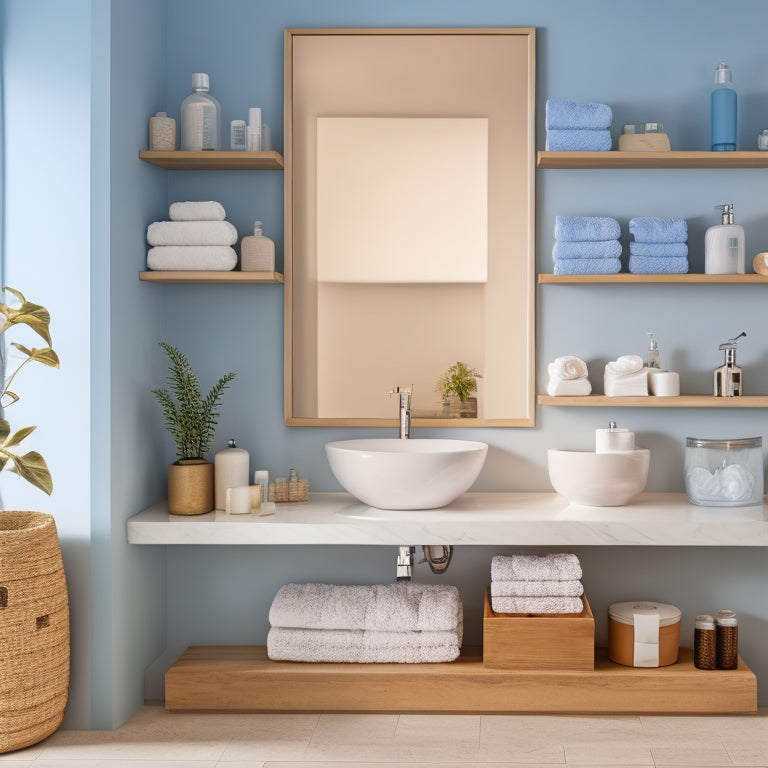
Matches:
[[629, 217, 688, 244], [554, 258, 621, 276], [629, 255, 689, 274], [553, 239, 622, 260], [629, 242, 689, 259], [555, 216, 621, 242], [546, 129, 612, 152], [546, 99, 613, 130]]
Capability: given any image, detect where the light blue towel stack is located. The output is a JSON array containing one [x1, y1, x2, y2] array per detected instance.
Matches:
[[545, 99, 613, 151], [553, 216, 622, 275], [628, 217, 689, 274]]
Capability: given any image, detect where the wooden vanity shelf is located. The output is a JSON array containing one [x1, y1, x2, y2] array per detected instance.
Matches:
[[139, 150, 284, 170], [139, 271, 284, 284], [537, 150, 768, 169], [165, 645, 756, 714], [538, 395, 768, 408], [539, 273, 768, 284]]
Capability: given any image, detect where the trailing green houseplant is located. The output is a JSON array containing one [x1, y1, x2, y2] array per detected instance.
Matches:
[[0, 287, 59, 496], [435, 361, 481, 403]]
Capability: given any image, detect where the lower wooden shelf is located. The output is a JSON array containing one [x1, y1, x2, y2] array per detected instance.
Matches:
[[165, 645, 756, 715]]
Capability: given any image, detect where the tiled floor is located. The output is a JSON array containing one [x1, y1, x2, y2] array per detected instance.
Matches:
[[2, 704, 768, 767]]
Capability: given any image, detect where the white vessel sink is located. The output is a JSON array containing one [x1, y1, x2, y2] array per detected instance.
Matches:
[[325, 438, 488, 510], [547, 448, 650, 507]]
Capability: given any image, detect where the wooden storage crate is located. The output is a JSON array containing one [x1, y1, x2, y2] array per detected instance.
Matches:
[[483, 589, 594, 670]]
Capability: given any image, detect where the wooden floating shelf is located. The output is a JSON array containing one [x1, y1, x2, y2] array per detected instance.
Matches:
[[139, 150, 284, 170], [538, 395, 768, 408], [165, 645, 756, 715], [537, 150, 768, 169], [539, 273, 768, 284], [139, 271, 284, 284]]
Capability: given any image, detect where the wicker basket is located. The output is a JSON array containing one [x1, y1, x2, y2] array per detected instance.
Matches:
[[0, 512, 70, 753]]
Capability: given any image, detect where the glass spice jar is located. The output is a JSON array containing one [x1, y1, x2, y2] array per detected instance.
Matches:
[[694, 614, 716, 670], [716, 609, 739, 669]]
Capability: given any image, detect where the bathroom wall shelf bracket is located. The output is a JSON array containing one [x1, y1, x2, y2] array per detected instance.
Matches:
[[139, 150, 284, 170], [538, 274, 768, 284], [139, 271, 284, 284], [537, 150, 768, 169], [538, 395, 768, 408], [164, 645, 756, 714]]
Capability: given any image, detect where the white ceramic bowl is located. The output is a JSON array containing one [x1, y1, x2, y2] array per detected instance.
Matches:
[[547, 448, 650, 507], [325, 438, 488, 510]]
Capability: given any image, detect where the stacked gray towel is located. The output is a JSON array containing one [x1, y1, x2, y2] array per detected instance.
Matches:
[[553, 216, 622, 275], [629, 217, 689, 274], [146, 200, 238, 271], [545, 99, 612, 152], [267, 582, 463, 663], [490, 554, 584, 614]]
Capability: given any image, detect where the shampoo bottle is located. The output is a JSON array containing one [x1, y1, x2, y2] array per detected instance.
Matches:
[[241, 221, 275, 272], [180, 73, 221, 151], [711, 62, 736, 151], [704, 203, 744, 274]]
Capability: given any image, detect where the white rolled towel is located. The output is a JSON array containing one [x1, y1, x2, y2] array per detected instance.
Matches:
[[266, 626, 461, 663], [491, 553, 582, 582], [169, 201, 226, 221], [490, 579, 584, 597], [547, 374, 592, 397], [605, 354, 644, 376], [147, 220, 238, 246], [147, 246, 237, 271], [549, 356, 588, 380], [490, 595, 584, 615]]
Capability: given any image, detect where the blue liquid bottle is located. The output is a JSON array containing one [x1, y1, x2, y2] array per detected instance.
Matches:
[[711, 62, 736, 151]]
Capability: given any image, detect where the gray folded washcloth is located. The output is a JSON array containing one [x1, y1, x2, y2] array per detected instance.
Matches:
[[629, 217, 688, 244], [490, 579, 584, 597], [490, 595, 584, 615], [146, 246, 237, 271], [553, 240, 622, 260], [491, 553, 582, 582], [545, 99, 613, 130], [169, 201, 226, 221], [554, 216, 621, 242], [147, 220, 238, 246]]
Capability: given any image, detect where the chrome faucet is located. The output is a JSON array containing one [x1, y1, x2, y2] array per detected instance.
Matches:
[[388, 385, 412, 439]]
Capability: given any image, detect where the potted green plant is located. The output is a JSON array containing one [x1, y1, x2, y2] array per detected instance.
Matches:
[[0, 287, 69, 754], [152, 341, 235, 515], [435, 361, 481, 418]]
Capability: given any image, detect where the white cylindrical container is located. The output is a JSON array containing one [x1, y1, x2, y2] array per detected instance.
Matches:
[[230, 120, 246, 151], [247, 107, 262, 151], [608, 601, 681, 668], [214, 439, 249, 511], [595, 427, 635, 453], [649, 371, 680, 396]]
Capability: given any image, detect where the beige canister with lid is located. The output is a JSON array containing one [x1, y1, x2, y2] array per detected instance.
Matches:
[[608, 601, 681, 667]]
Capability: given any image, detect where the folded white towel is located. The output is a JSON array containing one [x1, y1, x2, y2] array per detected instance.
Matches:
[[266, 626, 461, 663], [169, 201, 226, 221], [549, 356, 588, 380], [268, 583, 462, 633], [147, 246, 237, 271], [490, 596, 584, 615], [490, 579, 584, 598], [491, 553, 582, 582], [604, 365, 649, 396], [546, 376, 592, 397], [147, 220, 238, 246], [605, 354, 644, 376]]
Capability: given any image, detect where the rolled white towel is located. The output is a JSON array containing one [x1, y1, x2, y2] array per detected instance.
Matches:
[[490, 579, 584, 598], [604, 365, 649, 396], [605, 354, 644, 376], [490, 595, 584, 615], [266, 626, 461, 663], [549, 356, 588, 380], [169, 201, 226, 221], [147, 220, 238, 246], [147, 246, 237, 271], [491, 553, 582, 582]]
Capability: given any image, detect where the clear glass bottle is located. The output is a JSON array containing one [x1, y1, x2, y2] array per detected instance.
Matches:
[[181, 73, 221, 151], [711, 62, 737, 151]]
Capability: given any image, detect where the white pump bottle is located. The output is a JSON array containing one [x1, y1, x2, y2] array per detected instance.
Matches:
[[704, 203, 744, 274]]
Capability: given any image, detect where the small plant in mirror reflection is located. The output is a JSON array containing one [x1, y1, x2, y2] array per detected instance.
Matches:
[[435, 361, 481, 403]]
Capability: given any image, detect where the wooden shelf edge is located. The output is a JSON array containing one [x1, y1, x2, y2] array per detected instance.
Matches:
[[537, 150, 768, 169], [139, 150, 284, 170], [139, 271, 284, 284], [539, 273, 768, 284], [538, 395, 768, 408], [164, 645, 757, 714]]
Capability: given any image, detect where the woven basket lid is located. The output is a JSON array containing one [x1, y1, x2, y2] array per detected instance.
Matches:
[[609, 601, 681, 627]]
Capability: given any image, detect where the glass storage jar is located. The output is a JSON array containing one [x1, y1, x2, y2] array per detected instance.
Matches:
[[684, 436, 763, 507]]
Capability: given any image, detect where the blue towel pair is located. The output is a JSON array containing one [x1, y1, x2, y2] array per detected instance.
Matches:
[[629, 255, 689, 274], [553, 240, 622, 260], [554, 258, 621, 276], [546, 100, 613, 130], [629, 217, 688, 244], [546, 129, 612, 152], [555, 216, 621, 242], [629, 242, 688, 259]]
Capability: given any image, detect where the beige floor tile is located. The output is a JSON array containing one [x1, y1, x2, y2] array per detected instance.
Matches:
[[36, 762, 219, 768], [262, 764, 563, 768], [724, 740, 768, 765], [564, 740, 654, 765], [651, 742, 732, 766], [482, 714, 643, 743], [216, 713, 319, 762]]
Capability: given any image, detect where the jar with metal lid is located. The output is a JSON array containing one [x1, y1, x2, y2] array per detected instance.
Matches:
[[608, 601, 681, 667], [716, 609, 739, 669], [684, 437, 763, 507], [694, 614, 716, 670]]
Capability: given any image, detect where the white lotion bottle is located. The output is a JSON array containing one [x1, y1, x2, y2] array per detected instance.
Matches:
[[214, 439, 249, 511], [704, 203, 745, 274]]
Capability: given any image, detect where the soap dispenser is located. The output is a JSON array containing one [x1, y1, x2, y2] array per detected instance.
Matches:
[[704, 204, 745, 274], [646, 333, 661, 369], [711, 62, 737, 151], [241, 221, 276, 272], [714, 331, 746, 397]]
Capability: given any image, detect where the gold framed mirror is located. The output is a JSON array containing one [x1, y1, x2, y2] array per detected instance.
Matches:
[[284, 27, 536, 427]]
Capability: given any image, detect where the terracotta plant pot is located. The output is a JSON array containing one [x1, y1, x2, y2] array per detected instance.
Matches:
[[449, 395, 477, 418], [0, 511, 69, 753], [168, 459, 214, 515]]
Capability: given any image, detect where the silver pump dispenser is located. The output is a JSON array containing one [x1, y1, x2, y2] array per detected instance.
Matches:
[[714, 331, 746, 397], [717, 203, 735, 224]]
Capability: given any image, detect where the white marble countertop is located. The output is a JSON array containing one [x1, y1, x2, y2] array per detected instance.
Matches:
[[126, 492, 768, 546]]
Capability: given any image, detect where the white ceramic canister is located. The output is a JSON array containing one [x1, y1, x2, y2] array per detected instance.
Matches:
[[214, 439, 250, 512], [608, 601, 681, 668]]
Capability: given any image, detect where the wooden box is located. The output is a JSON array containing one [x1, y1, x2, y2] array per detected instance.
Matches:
[[482, 589, 595, 670]]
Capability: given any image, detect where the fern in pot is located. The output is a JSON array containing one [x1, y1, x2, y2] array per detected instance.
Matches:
[[152, 341, 235, 515], [435, 361, 481, 418]]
